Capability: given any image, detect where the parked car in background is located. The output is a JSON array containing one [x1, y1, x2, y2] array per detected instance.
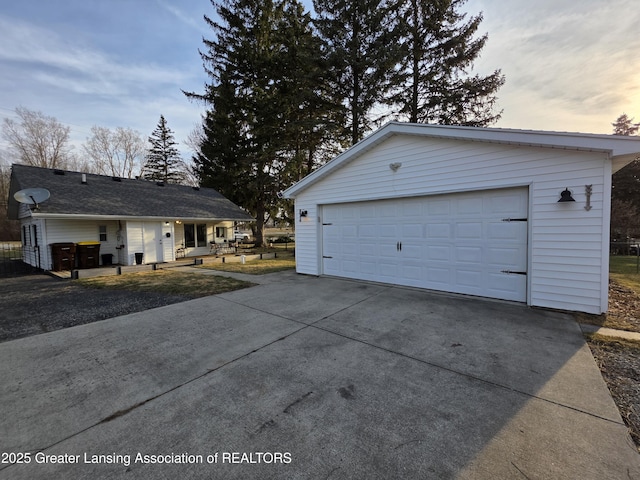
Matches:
[[234, 230, 251, 242]]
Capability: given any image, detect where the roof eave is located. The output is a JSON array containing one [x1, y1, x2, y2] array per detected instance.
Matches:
[[29, 213, 255, 222]]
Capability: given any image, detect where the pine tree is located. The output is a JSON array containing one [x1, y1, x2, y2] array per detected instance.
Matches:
[[313, 0, 404, 145], [186, 0, 339, 245], [611, 113, 640, 231], [143, 115, 184, 184], [612, 113, 640, 136], [392, 0, 504, 125]]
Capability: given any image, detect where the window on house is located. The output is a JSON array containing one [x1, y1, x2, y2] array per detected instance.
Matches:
[[184, 224, 195, 248], [22, 225, 28, 246], [197, 224, 207, 247], [32, 225, 38, 246], [215, 227, 226, 238], [99, 225, 107, 242]]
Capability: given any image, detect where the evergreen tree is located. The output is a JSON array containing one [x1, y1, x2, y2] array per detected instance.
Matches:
[[612, 113, 640, 136], [393, 0, 504, 125], [313, 0, 404, 145], [187, 0, 339, 245], [143, 115, 184, 184], [611, 113, 640, 236]]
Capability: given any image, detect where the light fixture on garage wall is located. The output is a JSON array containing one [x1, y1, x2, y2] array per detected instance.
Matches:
[[389, 162, 402, 172], [557, 188, 575, 202], [299, 209, 308, 222]]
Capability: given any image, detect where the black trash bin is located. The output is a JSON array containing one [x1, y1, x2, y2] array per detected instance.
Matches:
[[101, 253, 114, 266], [50, 243, 76, 271], [76, 242, 101, 269], [135, 252, 144, 265]]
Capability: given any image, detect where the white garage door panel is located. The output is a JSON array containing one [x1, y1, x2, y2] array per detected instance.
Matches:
[[321, 187, 528, 302]]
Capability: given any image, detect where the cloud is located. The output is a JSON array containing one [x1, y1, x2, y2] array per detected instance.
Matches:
[[0, 15, 192, 99], [470, 0, 640, 132], [0, 12, 204, 161], [156, 0, 204, 31]]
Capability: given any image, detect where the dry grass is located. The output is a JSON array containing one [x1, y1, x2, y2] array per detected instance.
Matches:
[[197, 254, 296, 275], [610, 255, 640, 292], [586, 333, 640, 452], [75, 270, 255, 297]]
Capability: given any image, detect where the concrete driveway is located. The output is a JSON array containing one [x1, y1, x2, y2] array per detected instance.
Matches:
[[1, 271, 639, 479]]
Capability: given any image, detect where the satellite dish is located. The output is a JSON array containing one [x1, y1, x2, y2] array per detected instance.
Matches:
[[14, 188, 50, 210]]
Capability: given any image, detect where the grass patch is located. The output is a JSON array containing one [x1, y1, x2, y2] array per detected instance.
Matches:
[[585, 332, 640, 348], [610, 255, 640, 292], [198, 255, 296, 275], [75, 270, 255, 297]]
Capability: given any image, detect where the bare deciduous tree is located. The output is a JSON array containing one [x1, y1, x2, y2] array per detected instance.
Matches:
[[1, 107, 74, 168], [83, 126, 146, 178]]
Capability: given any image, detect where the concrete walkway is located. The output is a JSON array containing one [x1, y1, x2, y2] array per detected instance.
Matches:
[[1, 272, 638, 479], [580, 322, 640, 341]]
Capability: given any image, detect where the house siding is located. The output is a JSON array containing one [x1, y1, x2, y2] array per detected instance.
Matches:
[[36, 219, 121, 269], [19, 218, 46, 269], [293, 135, 610, 314], [125, 221, 145, 265]]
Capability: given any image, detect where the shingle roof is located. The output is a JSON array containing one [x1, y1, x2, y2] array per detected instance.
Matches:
[[8, 164, 254, 222]]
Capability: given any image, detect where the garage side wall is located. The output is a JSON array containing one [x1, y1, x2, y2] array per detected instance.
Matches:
[[293, 136, 610, 314]]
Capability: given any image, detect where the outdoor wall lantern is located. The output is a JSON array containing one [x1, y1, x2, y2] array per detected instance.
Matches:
[[299, 209, 308, 221], [557, 188, 575, 203], [389, 162, 402, 172]]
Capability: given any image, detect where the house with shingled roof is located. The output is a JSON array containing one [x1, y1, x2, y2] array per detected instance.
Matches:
[[7, 164, 253, 270]]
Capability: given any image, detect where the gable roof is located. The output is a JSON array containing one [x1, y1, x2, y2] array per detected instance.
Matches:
[[8, 164, 254, 222], [283, 122, 640, 198]]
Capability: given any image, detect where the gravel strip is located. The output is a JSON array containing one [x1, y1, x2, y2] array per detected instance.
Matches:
[[0, 274, 190, 343]]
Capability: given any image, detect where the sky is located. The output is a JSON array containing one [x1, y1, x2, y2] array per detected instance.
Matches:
[[0, 0, 639, 164]]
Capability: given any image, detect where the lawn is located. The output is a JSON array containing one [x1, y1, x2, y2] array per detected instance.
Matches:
[[610, 255, 640, 292], [75, 270, 255, 297], [197, 253, 296, 275]]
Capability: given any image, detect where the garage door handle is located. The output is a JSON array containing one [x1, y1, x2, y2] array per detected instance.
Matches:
[[397, 242, 402, 251], [323, 255, 333, 259], [501, 270, 527, 275]]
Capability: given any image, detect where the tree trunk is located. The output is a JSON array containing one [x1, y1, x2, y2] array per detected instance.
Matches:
[[254, 204, 266, 248]]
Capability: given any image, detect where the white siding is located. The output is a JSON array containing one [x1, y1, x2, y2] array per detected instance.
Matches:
[[294, 135, 610, 314], [38, 219, 120, 269], [125, 221, 145, 266], [19, 219, 46, 269]]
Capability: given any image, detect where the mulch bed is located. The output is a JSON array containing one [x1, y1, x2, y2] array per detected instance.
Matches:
[[587, 336, 640, 452], [584, 279, 640, 453], [607, 280, 640, 331]]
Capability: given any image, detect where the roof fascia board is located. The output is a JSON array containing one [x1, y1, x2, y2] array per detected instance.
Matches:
[[30, 213, 254, 222]]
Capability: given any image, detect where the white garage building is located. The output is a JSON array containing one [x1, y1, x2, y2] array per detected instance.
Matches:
[[283, 122, 640, 314]]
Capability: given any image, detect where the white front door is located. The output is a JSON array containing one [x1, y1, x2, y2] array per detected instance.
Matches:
[[321, 187, 529, 302], [143, 223, 163, 264]]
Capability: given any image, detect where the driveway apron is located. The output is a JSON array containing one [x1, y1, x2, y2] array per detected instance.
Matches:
[[1, 273, 638, 479]]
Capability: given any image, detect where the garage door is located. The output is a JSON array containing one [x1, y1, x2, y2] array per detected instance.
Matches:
[[321, 188, 528, 302]]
